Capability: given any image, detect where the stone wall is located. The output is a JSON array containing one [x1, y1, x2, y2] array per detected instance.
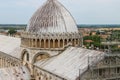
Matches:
[[0, 51, 22, 68], [34, 66, 67, 80]]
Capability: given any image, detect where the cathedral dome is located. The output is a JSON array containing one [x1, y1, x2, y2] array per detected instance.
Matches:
[[27, 0, 78, 34]]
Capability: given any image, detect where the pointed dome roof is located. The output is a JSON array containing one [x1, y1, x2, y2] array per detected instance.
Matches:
[[27, 0, 78, 34]]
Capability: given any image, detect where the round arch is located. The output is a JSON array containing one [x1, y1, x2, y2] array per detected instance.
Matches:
[[60, 39, 63, 48], [72, 39, 75, 46], [32, 52, 50, 64], [37, 39, 40, 47], [64, 39, 67, 46], [45, 39, 49, 48], [41, 39, 44, 48], [55, 39, 58, 48], [21, 49, 29, 64], [50, 39, 53, 48]]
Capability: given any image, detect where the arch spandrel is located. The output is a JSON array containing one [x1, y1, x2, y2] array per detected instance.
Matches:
[[32, 52, 50, 64]]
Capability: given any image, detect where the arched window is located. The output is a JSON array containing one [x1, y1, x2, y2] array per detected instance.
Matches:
[[45, 39, 49, 48], [37, 39, 40, 47], [60, 39, 63, 48], [50, 39, 53, 48], [68, 39, 71, 42], [55, 39, 58, 48], [41, 39, 44, 48], [64, 39, 67, 46]]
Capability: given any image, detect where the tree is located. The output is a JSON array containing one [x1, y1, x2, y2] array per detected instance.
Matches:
[[83, 35, 101, 48], [8, 28, 17, 35]]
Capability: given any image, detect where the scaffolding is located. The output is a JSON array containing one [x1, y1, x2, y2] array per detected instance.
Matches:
[[82, 54, 120, 80]]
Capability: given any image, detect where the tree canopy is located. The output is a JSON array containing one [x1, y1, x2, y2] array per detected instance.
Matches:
[[83, 35, 101, 48], [8, 28, 17, 35]]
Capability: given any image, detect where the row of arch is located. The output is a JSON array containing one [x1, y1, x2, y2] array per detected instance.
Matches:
[[21, 38, 80, 49], [34, 68, 66, 80], [0, 53, 21, 68]]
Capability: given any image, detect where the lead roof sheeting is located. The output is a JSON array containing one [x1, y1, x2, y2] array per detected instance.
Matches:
[[34, 47, 105, 80]]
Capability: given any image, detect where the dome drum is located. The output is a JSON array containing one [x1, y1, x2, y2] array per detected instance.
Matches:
[[21, 32, 81, 50]]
